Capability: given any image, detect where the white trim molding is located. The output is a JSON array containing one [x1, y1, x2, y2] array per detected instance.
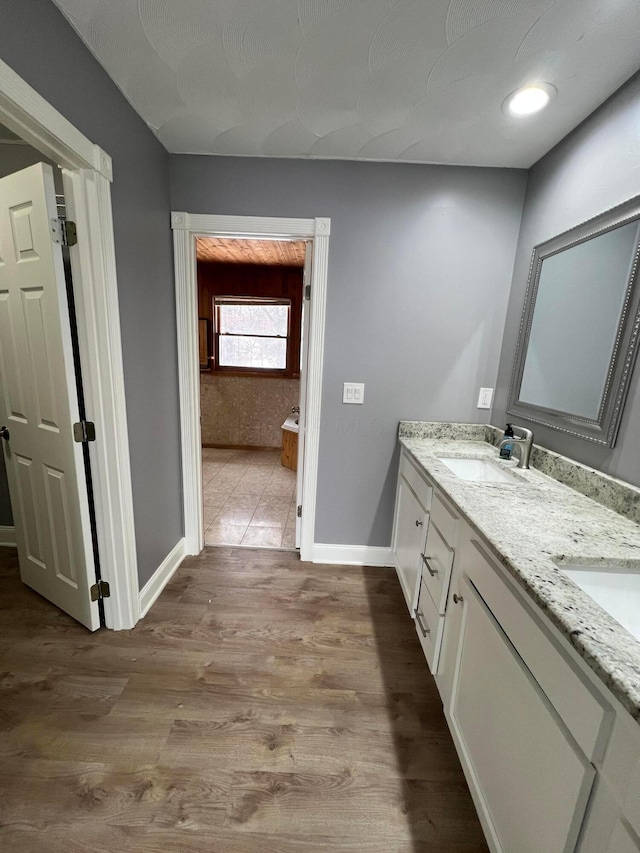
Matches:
[[172, 223, 203, 556], [311, 544, 394, 567], [0, 57, 139, 628], [0, 58, 112, 179], [172, 212, 330, 561], [300, 222, 330, 561], [139, 538, 186, 618], [63, 169, 139, 629], [0, 526, 16, 547]]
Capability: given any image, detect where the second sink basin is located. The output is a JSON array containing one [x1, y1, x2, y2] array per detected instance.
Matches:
[[558, 563, 640, 643], [438, 456, 520, 484]]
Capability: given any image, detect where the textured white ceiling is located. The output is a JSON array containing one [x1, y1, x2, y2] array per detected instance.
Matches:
[[52, 0, 640, 168]]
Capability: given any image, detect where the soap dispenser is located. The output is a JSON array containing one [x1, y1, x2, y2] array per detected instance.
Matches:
[[499, 423, 515, 459]]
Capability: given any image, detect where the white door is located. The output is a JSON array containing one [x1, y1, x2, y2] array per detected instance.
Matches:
[[295, 241, 312, 548], [0, 163, 100, 630]]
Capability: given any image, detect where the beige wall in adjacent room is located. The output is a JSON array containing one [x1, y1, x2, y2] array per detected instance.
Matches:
[[200, 374, 300, 448]]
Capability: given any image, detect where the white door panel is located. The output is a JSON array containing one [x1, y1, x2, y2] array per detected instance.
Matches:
[[0, 162, 99, 630]]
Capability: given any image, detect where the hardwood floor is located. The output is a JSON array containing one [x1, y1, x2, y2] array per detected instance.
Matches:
[[0, 546, 488, 853]]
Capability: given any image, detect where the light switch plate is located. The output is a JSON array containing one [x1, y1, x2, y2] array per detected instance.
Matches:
[[477, 387, 494, 409], [343, 382, 365, 404]]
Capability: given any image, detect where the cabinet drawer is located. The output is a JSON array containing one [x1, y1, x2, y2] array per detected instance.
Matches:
[[394, 477, 429, 614], [422, 521, 454, 614], [415, 579, 445, 674], [400, 452, 432, 511], [430, 491, 458, 546]]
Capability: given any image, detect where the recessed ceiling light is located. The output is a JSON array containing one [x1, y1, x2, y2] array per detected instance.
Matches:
[[504, 84, 556, 116]]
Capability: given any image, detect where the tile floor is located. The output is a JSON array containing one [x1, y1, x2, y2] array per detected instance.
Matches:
[[202, 447, 297, 549]]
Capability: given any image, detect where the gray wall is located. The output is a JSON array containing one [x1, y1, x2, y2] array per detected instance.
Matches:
[[493, 71, 640, 487], [0, 138, 58, 181], [171, 157, 527, 546], [0, 1, 181, 586]]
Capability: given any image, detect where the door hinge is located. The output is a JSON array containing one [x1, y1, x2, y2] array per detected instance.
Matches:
[[90, 579, 110, 602], [304, 284, 311, 301], [297, 505, 302, 518], [50, 217, 78, 247], [73, 420, 96, 443]]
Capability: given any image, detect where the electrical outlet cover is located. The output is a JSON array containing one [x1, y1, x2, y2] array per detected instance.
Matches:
[[477, 387, 494, 409]]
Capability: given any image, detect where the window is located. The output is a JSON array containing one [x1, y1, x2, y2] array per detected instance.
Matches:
[[213, 297, 293, 375]]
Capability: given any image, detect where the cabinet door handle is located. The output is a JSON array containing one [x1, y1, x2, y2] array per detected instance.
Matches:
[[415, 609, 431, 637], [453, 593, 464, 605], [415, 519, 423, 527], [420, 553, 438, 576]]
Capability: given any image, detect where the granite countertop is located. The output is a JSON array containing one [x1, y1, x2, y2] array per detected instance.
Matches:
[[398, 422, 640, 723]]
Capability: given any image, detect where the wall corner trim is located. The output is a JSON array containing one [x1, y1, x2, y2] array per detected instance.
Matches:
[[139, 538, 186, 618], [171, 211, 188, 229], [93, 145, 113, 182], [311, 544, 394, 567], [0, 526, 16, 548]]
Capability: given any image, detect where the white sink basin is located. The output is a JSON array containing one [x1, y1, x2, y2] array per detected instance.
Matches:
[[558, 564, 640, 642], [281, 415, 299, 434], [438, 456, 520, 484]]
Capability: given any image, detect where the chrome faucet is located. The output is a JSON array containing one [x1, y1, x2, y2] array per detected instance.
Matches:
[[498, 425, 534, 469]]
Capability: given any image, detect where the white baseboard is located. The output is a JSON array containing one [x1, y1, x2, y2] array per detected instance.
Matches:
[[311, 544, 394, 567], [139, 537, 186, 617], [0, 526, 16, 547]]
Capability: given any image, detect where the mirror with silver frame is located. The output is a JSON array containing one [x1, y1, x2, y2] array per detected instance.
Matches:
[[507, 196, 640, 447]]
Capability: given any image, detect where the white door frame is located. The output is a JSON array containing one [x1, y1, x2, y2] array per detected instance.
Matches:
[[0, 57, 139, 628], [171, 212, 330, 562]]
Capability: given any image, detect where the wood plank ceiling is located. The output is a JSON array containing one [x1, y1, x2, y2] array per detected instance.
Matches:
[[196, 237, 306, 267]]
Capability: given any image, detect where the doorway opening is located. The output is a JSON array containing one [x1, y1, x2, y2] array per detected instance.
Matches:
[[196, 237, 305, 550], [172, 212, 331, 563]]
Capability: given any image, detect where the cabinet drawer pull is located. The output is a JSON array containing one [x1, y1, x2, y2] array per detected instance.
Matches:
[[415, 519, 423, 527], [453, 593, 464, 605], [421, 553, 438, 576], [415, 609, 431, 637]]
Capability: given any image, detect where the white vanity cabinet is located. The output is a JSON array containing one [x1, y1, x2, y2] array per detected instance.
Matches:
[[392, 442, 640, 853], [391, 452, 432, 613], [438, 528, 640, 853], [447, 571, 596, 852]]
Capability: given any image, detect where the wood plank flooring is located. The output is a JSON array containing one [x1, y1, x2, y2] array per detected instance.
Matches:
[[0, 546, 488, 852]]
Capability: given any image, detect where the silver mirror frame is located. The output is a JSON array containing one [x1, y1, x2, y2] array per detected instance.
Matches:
[[507, 195, 640, 447]]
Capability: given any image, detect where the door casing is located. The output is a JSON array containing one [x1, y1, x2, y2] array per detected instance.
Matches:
[[0, 57, 140, 628], [171, 213, 330, 561]]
